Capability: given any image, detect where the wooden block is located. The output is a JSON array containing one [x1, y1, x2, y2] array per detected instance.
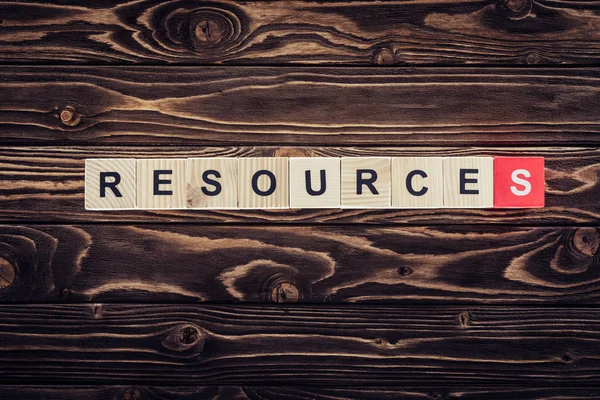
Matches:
[[494, 157, 545, 208], [392, 157, 443, 208], [137, 159, 186, 209], [85, 159, 136, 210], [187, 158, 238, 209], [290, 158, 340, 208], [341, 157, 391, 208], [443, 157, 493, 208], [238, 158, 289, 209]]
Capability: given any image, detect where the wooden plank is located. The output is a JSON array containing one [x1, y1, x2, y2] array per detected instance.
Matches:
[[2, 67, 600, 146], [0, 146, 598, 224], [1, 1, 600, 66], [1, 224, 599, 304], [0, 304, 599, 385], [2, 385, 600, 400]]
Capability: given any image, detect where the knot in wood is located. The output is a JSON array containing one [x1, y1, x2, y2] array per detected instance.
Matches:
[[458, 311, 471, 328], [179, 325, 200, 345], [162, 323, 205, 354], [525, 52, 543, 65], [59, 106, 80, 127], [60, 288, 71, 299], [91, 304, 103, 319], [498, 0, 532, 20], [164, 5, 244, 54], [398, 266, 413, 276], [0, 257, 16, 289], [120, 386, 143, 400], [429, 392, 442, 400], [195, 20, 223, 44], [270, 281, 300, 303], [562, 352, 574, 363], [373, 48, 395, 65], [573, 228, 600, 258]]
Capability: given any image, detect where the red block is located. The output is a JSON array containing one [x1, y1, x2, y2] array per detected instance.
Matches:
[[494, 157, 545, 208]]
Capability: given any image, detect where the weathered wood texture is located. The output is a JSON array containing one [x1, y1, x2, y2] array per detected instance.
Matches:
[[2, 67, 600, 146], [0, 0, 599, 66], [0, 305, 598, 385], [1, 225, 599, 304], [0, 146, 597, 224], [2, 385, 600, 400]]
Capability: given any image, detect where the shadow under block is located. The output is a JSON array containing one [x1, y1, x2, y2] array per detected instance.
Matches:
[[392, 157, 443, 208], [341, 157, 391, 208], [85, 159, 136, 210], [187, 158, 238, 209], [290, 158, 341, 209], [443, 157, 494, 208], [238, 158, 289, 209], [137, 159, 187, 209]]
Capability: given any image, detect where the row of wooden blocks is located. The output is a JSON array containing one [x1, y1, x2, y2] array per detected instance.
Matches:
[[85, 157, 545, 210]]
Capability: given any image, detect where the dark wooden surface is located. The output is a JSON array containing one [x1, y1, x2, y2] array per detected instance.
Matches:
[[1, 146, 599, 224], [1, 0, 600, 66], [2, 67, 600, 146], [2, 1, 600, 398], [0, 305, 598, 385], [1, 225, 599, 304], [2, 385, 600, 400]]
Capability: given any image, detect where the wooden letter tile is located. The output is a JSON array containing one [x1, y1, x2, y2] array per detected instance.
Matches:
[[238, 158, 289, 209], [137, 159, 186, 209], [187, 158, 238, 209], [392, 157, 443, 208], [85, 159, 136, 210], [290, 158, 340, 208], [494, 157, 545, 208], [341, 157, 391, 208], [443, 157, 493, 208]]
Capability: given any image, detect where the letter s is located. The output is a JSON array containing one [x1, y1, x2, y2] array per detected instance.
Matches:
[[510, 169, 532, 196]]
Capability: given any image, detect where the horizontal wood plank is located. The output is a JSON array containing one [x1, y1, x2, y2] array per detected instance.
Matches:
[[2, 385, 600, 400], [1, 224, 599, 304], [0, 305, 599, 385], [2, 67, 600, 145], [0, 146, 598, 224], [1, 1, 599, 66]]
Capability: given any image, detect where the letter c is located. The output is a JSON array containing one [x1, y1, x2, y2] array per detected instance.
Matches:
[[406, 170, 428, 197]]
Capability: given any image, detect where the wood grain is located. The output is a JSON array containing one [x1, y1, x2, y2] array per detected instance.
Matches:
[[2, 385, 600, 400], [392, 157, 444, 209], [238, 158, 289, 209], [187, 158, 238, 209], [2, 67, 600, 145], [137, 159, 187, 209], [443, 157, 494, 209], [1, 1, 600, 66], [85, 158, 137, 210], [1, 224, 599, 304], [0, 304, 599, 385], [0, 146, 598, 224], [341, 157, 391, 209], [290, 157, 341, 209]]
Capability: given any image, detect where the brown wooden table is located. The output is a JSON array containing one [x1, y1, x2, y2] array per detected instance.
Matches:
[[1, 1, 600, 398]]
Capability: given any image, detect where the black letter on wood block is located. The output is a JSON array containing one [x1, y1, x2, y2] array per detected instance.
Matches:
[[154, 170, 173, 195], [460, 169, 479, 195], [252, 170, 276, 196], [406, 170, 428, 196], [202, 170, 222, 196], [99, 172, 122, 198], [357, 169, 379, 195], [305, 170, 326, 196]]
